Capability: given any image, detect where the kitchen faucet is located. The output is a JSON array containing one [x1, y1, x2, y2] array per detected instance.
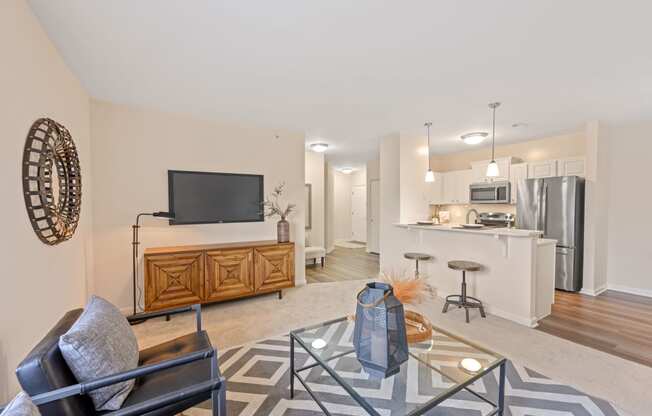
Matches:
[[466, 208, 479, 224]]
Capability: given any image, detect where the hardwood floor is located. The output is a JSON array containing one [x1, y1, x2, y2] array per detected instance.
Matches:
[[537, 290, 652, 367], [306, 247, 379, 283]]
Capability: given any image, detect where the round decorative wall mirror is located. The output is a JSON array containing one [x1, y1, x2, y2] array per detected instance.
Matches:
[[22, 118, 82, 245]]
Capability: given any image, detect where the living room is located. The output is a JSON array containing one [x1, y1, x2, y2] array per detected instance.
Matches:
[[2, 1, 651, 416]]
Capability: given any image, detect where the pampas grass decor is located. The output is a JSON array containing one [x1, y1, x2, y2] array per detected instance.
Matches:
[[380, 270, 434, 306]]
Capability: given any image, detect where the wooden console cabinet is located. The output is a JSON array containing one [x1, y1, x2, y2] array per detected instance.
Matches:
[[144, 240, 294, 311]]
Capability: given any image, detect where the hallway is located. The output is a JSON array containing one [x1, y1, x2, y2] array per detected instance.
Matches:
[[306, 247, 379, 283]]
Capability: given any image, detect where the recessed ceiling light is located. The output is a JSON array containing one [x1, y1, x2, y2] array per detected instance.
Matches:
[[340, 167, 354, 174], [309, 142, 329, 152], [461, 132, 488, 145]]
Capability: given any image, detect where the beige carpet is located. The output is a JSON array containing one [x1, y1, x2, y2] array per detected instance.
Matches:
[[133, 280, 651, 416]]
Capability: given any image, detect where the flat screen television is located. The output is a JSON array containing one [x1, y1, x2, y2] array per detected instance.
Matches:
[[168, 170, 264, 225]]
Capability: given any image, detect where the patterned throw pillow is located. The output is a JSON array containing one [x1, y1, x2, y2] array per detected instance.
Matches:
[[59, 295, 139, 411], [0, 392, 40, 416]]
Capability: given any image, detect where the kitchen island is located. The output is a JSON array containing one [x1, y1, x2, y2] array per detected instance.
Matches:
[[388, 223, 556, 327]]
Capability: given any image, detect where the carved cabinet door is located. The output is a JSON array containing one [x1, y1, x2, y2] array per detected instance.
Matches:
[[144, 251, 204, 311], [254, 244, 295, 292], [205, 248, 254, 302]]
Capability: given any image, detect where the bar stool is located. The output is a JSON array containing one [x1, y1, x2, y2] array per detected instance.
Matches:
[[403, 252, 433, 278], [443, 260, 486, 323]]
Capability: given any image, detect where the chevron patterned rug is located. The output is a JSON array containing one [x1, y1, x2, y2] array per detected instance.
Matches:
[[188, 325, 630, 416]]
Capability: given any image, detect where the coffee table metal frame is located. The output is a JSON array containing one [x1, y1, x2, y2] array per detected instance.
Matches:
[[289, 317, 506, 416]]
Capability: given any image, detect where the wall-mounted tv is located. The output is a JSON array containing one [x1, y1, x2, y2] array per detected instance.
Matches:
[[168, 170, 264, 225]]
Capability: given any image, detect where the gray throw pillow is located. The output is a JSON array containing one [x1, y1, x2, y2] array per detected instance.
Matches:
[[0, 392, 40, 416], [59, 295, 139, 411]]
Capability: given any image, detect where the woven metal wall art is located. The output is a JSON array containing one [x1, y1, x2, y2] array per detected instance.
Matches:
[[22, 118, 82, 245]]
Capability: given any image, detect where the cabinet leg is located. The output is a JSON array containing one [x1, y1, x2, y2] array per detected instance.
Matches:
[[278, 290, 283, 300], [165, 314, 171, 322]]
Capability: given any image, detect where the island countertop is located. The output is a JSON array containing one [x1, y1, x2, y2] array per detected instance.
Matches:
[[387, 223, 556, 327], [394, 223, 543, 238]]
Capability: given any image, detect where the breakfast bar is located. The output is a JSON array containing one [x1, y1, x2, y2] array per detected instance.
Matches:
[[388, 223, 556, 327]]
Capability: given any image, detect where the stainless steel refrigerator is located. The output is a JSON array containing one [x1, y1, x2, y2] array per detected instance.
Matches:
[[516, 176, 585, 291]]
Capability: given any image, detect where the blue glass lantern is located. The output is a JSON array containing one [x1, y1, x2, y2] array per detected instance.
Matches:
[[353, 282, 409, 378]]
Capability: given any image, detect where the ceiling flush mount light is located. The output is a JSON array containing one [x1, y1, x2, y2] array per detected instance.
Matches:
[[486, 102, 501, 178], [424, 121, 435, 183], [310, 142, 329, 153], [461, 132, 488, 145], [340, 167, 354, 174]]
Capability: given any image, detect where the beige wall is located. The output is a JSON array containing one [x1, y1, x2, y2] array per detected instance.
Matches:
[[325, 165, 336, 251], [379, 133, 402, 270], [305, 151, 325, 247], [0, 0, 93, 400], [431, 131, 586, 171], [604, 122, 652, 296], [400, 133, 431, 223], [90, 100, 306, 311], [366, 159, 380, 247]]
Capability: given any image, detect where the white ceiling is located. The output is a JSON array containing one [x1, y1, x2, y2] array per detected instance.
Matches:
[[29, 1, 652, 167]]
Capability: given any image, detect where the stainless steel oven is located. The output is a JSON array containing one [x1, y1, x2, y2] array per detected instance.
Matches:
[[469, 181, 511, 204]]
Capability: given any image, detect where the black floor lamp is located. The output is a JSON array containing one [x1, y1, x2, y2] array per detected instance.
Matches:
[[129, 211, 175, 324]]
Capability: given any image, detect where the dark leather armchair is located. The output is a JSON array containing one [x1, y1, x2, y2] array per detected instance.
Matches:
[[13, 305, 225, 416]]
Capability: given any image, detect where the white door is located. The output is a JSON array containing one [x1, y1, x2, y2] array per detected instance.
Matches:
[[368, 180, 380, 253], [351, 185, 367, 243]]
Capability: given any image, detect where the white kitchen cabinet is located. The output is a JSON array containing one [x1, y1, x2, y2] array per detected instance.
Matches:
[[441, 171, 456, 204], [457, 169, 472, 204], [509, 163, 528, 204], [426, 172, 444, 204], [442, 169, 472, 204], [528, 160, 557, 178], [471, 157, 512, 183], [557, 157, 585, 177]]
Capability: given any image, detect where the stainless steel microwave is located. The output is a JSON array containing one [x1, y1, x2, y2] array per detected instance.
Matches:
[[469, 181, 511, 204]]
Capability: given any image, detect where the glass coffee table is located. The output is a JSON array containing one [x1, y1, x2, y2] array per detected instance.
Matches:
[[290, 316, 506, 416]]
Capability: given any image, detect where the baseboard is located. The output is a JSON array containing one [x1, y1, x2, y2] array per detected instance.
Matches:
[[579, 284, 608, 297], [119, 306, 133, 316], [607, 284, 652, 298], [327, 246, 335, 254]]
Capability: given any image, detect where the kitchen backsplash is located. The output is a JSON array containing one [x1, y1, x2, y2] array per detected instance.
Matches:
[[430, 203, 516, 224]]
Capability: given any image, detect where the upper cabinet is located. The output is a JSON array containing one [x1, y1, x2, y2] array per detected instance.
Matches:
[[528, 157, 585, 178], [508, 163, 528, 204], [557, 157, 585, 177], [441, 169, 472, 205], [429, 155, 585, 206], [426, 172, 444, 204], [528, 160, 557, 178], [471, 157, 513, 183]]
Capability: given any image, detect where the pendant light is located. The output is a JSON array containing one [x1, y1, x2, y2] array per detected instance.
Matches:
[[424, 121, 435, 182], [486, 102, 501, 177]]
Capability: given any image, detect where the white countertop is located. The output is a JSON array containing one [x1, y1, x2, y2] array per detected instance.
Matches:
[[394, 223, 543, 238]]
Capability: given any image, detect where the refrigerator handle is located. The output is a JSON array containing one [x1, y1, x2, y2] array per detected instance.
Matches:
[[542, 182, 548, 235]]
